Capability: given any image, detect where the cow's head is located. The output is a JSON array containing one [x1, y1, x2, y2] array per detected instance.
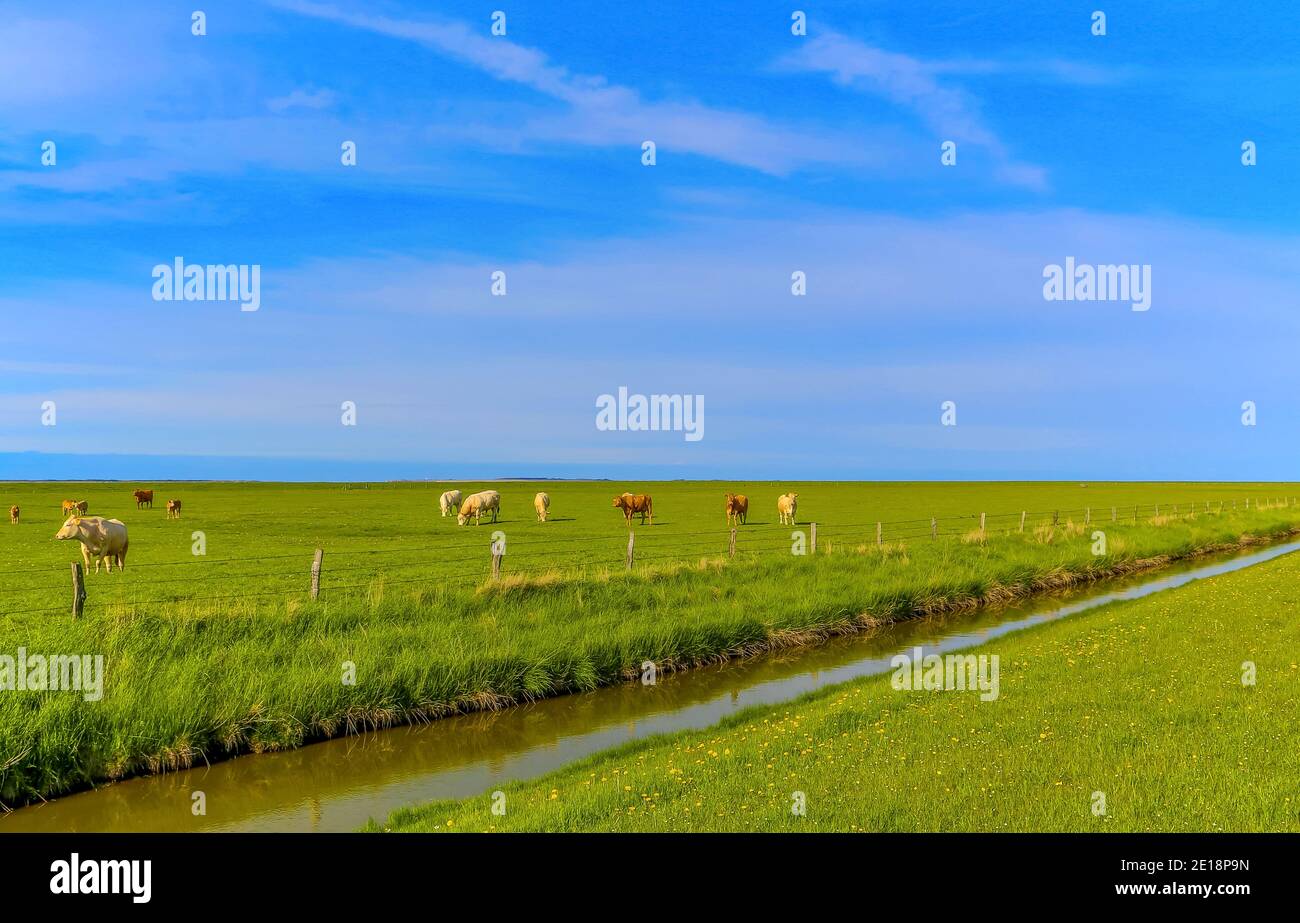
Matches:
[[55, 516, 84, 541], [457, 511, 470, 525], [612, 496, 624, 508]]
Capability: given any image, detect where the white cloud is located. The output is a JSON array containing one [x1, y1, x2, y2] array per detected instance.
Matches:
[[267, 87, 337, 112], [271, 0, 868, 175], [776, 32, 1048, 189]]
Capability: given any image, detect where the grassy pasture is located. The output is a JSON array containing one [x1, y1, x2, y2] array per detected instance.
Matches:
[[2, 480, 1293, 616], [375, 542, 1300, 833], [1, 480, 1298, 806]]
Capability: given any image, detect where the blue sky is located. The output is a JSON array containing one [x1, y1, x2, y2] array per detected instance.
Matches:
[[2, 0, 1299, 480]]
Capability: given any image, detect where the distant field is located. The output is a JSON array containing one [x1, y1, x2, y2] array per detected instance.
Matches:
[[2, 480, 1299, 806], [2, 480, 1295, 617], [376, 542, 1300, 833]]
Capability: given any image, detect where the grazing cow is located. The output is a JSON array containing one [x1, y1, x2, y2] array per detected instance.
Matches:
[[133, 489, 154, 509], [9, 505, 18, 524], [439, 490, 463, 518], [777, 492, 798, 525], [73, 500, 88, 516], [61, 499, 77, 517], [534, 492, 550, 522], [55, 515, 129, 574], [613, 492, 653, 526], [725, 493, 749, 526], [166, 499, 182, 519], [457, 490, 501, 526]]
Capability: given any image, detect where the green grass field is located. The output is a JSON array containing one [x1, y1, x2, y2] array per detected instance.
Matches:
[[2, 480, 1298, 806], [375, 542, 1300, 833]]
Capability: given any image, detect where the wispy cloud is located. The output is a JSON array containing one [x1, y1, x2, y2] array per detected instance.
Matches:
[[267, 87, 337, 112], [776, 32, 1048, 189], [271, 0, 867, 175]]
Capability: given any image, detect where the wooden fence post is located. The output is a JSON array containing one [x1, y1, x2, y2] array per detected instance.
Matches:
[[626, 531, 635, 570], [876, 521, 882, 546], [931, 517, 937, 539], [1085, 507, 1091, 526], [1110, 506, 1116, 522], [810, 522, 817, 554], [1133, 505, 1138, 522], [1155, 504, 1159, 517], [491, 545, 502, 580], [729, 528, 737, 558], [1052, 510, 1059, 526], [310, 548, 324, 600], [979, 512, 986, 535], [71, 562, 85, 618], [1019, 511, 1026, 533]]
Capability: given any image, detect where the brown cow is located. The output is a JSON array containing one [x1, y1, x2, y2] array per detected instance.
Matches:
[[725, 493, 749, 526], [166, 499, 182, 519], [133, 489, 154, 509], [61, 499, 77, 517], [72, 500, 88, 516], [8, 505, 18, 524], [612, 492, 653, 525]]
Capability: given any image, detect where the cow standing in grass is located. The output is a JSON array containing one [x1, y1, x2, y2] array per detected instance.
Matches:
[[457, 490, 501, 525], [613, 492, 653, 526], [8, 505, 17, 524], [725, 493, 749, 526], [133, 489, 154, 509], [61, 499, 76, 517], [55, 515, 129, 573], [777, 492, 798, 525], [534, 492, 550, 522], [166, 499, 182, 519], [439, 490, 463, 518], [72, 500, 88, 516]]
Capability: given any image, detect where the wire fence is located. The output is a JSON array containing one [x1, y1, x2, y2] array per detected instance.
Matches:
[[4, 493, 1297, 618]]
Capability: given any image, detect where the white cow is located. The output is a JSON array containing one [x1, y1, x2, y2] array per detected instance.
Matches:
[[777, 492, 799, 525], [534, 492, 550, 522], [439, 489, 463, 518], [55, 515, 129, 573], [457, 490, 501, 526]]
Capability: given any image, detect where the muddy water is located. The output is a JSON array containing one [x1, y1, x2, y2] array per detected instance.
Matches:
[[5, 538, 1298, 833]]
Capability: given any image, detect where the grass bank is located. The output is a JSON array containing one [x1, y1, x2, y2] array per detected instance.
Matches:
[[375, 538, 1300, 832], [2, 482, 1299, 806]]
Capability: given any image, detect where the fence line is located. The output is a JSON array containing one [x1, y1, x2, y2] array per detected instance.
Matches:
[[5, 493, 1296, 617]]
